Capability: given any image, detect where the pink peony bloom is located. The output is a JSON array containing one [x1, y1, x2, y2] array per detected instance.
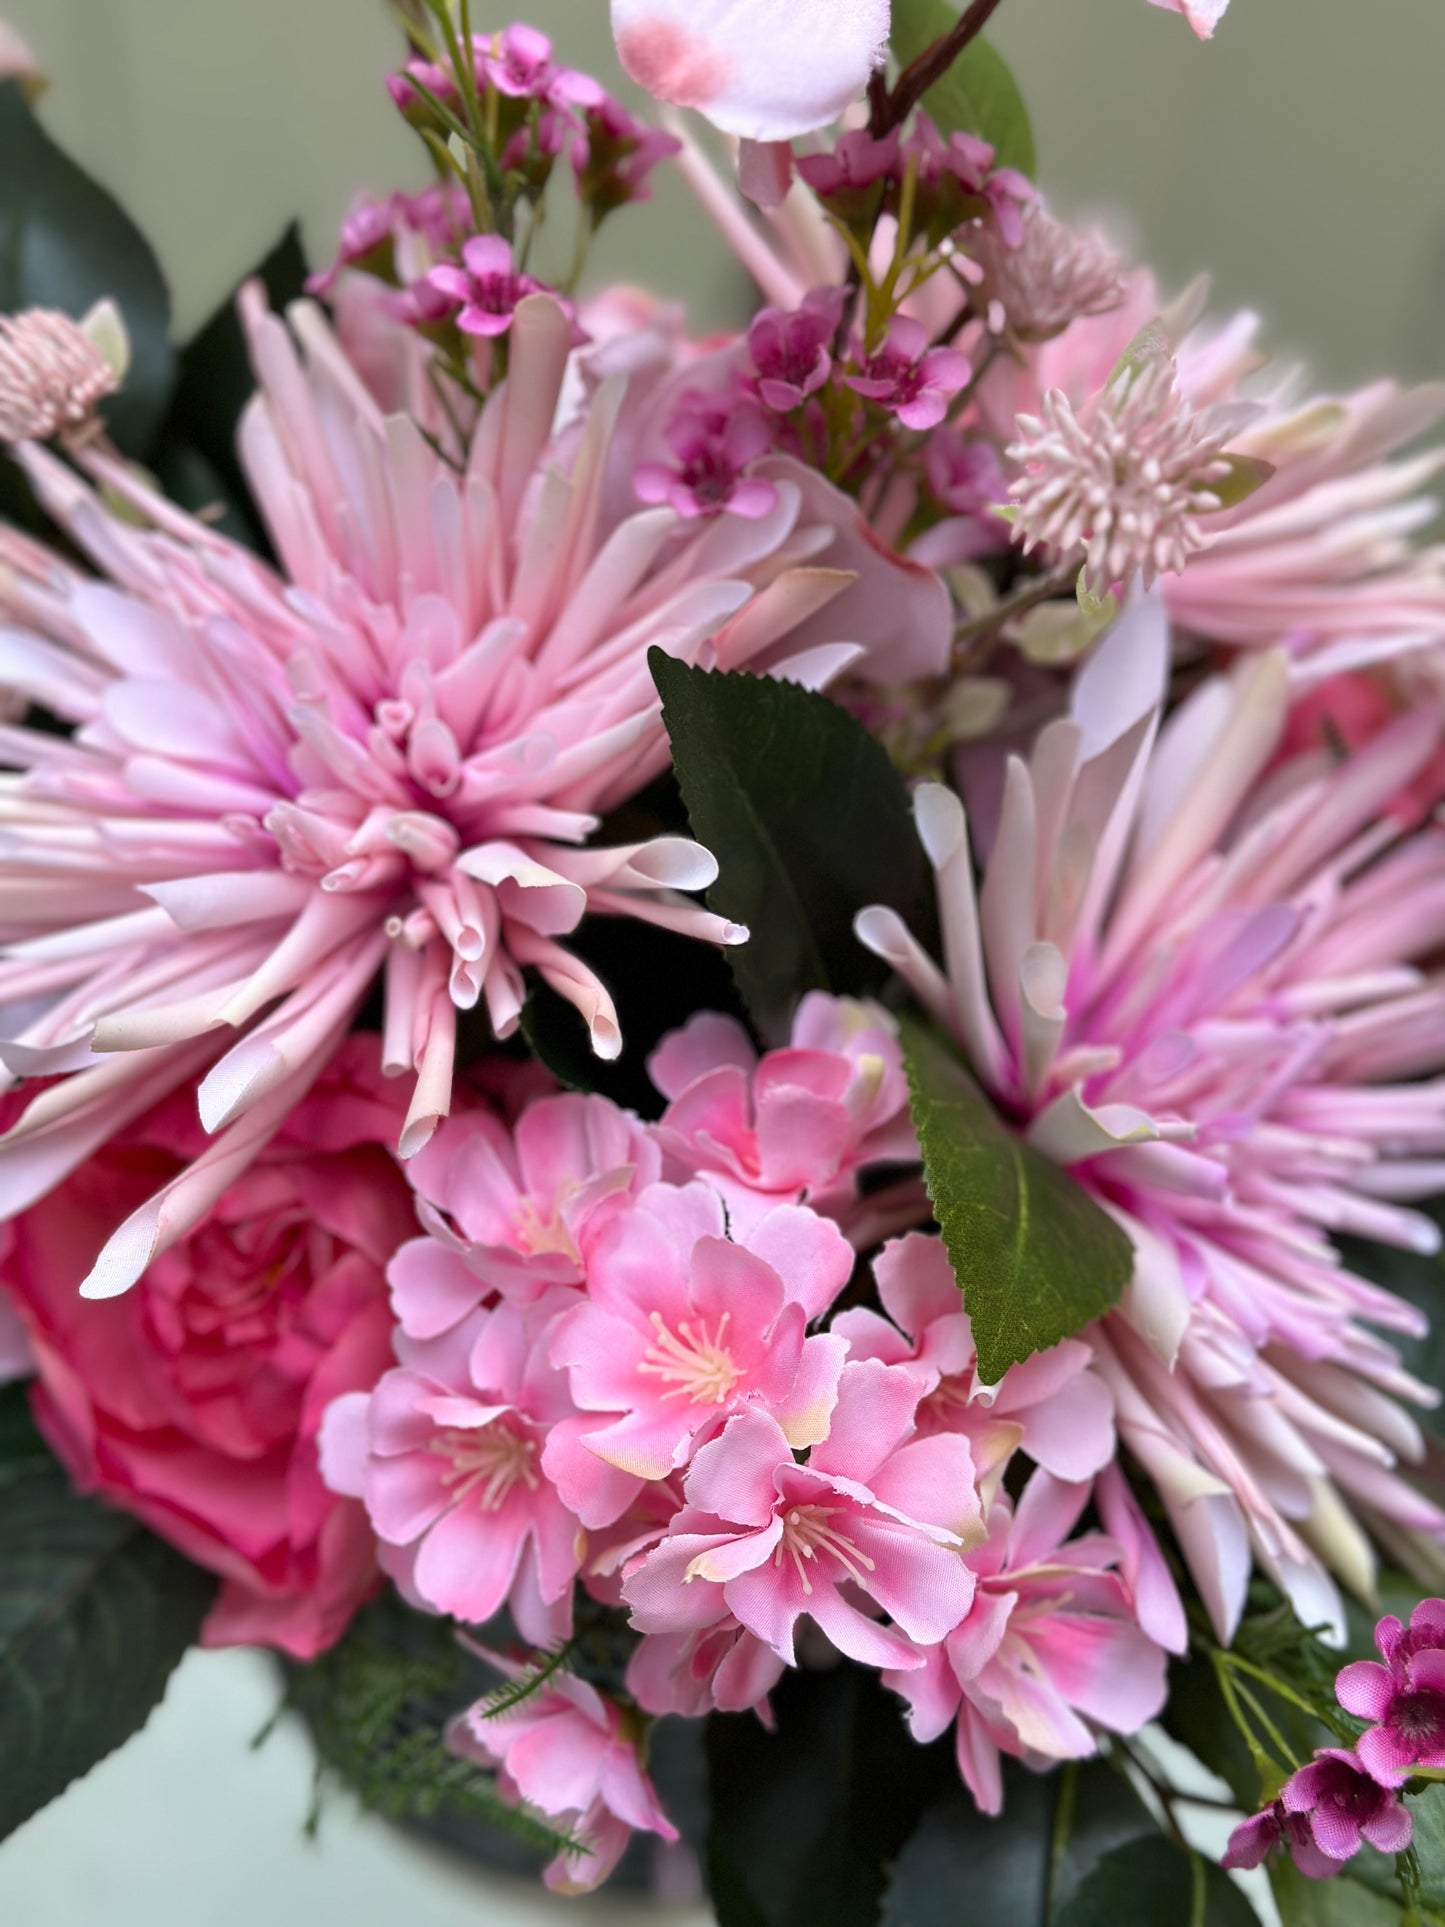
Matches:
[[1222, 1800, 1339, 1881], [449, 1655, 678, 1893], [845, 316, 971, 433], [648, 993, 916, 1229], [3, 1036, 414, 1658], [624, 1358, 981, 1670], [611, 0, 890, 143], [545, 1180, 852, 1526], [885, 1470, 1169, 1814], [832, 1232, 1115, 1494], [389, 1091, 661, 1336], [0, 280, 935, 1300], [1279, 1749, 1413, 1862], [320, 1287, 586, 1644], [426, 235, 551, 339], [858, 598, 1445, 1641]]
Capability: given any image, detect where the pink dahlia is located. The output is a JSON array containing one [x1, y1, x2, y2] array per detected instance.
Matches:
[[858, 597, 1445, 1639], [0, 285, 941, 1299]]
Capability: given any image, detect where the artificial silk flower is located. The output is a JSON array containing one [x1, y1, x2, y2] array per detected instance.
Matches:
[[1148, 0, 1232, 38], [611, 0, 891, 141]]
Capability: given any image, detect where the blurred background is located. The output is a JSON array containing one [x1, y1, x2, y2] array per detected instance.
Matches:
[[0, 0, 1439, 1920]]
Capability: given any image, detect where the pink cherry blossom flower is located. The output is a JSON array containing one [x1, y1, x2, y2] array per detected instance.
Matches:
[[648, 993, 916, 1229], [319, 1291, 584, 1643], [1149, 0, 1232, 40], [0, 308, 118, 445], [624, 1359, 982, 1671], [746, 291, 845, 413], [857, 598, 1445, 1641], [1222, 1801, 1339, 1881], [885, 1471, 1169, 1813], [426, 236, 551, 339], [544, 1181, 852, 1526], [1279, 1749, 1414, 1863], [626, 1618, 786, 1720], [845, 316, 970, 433], [389, 1092, 661, 1336], [832, 1232, 1115, 1494], [0, 283, 933, 1300], [611, 0, 891, 142], [449, 1655, 678, 1893], [634, 391, 779, 519]]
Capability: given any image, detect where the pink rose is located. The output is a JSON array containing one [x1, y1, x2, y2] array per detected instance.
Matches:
[[3, 1037, 416, 1659]]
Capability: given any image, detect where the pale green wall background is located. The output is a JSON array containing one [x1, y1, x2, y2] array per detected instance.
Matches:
[[3, 0, 1443, 388]]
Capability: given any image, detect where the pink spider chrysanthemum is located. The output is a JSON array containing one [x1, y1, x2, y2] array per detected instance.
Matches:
[[0, 286, 943, 1302], [858, 596, 1445, 1641]]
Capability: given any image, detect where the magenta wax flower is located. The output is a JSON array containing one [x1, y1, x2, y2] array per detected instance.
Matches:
[[1337, 1600, 1445, 1784], [796, 127, 901, 202], [1280, 1750, 1414, 1863], [1222, 1802, 1338, 1881], [634, 392, 778, 519], [426, 235, 549, 339], [450, 1658, 678, 1894], [845, 317, 971, 432], [624, 1359, 981, 1671], [573, 94, 681, 215], [746, 290, 845, 413]]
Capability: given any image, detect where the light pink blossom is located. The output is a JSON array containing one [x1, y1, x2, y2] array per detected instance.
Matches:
[[858, 598, 1445, 1639], [0, 308, 118, 445], [544, 1180, 852, 1527], [320, 1290, 584, 1643], [449, 1655, 678, 1893], [623, 1358, 981, 1670], [611, 0, 890, 143], [0, 285, 937, 1301], [885, 1471, 1169, 1813], [1148, 0, 1232, 40], [967, 202, 1125, 344], [832, 1231, 1115, 1494]]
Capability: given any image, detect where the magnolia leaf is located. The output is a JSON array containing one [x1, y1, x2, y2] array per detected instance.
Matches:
[[0, 81, 173, 454], [0, 1384, 215, 1840], [1055, 1836, 1260, 1927], [651, 652, 928, 1045], [890, 0, 1036, 178], [901, 1017, 1133, 1383]]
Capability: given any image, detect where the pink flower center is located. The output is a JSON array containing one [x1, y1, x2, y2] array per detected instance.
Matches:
[[512, 1194, 580, 1262], [774, 1504, 876, 1596], [638, 1310, 740, 1405], [1393, 1691, 1445, 1748], [432, 1422, 539, 1510]]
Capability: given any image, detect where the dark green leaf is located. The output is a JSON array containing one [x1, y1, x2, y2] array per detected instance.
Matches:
[[901, 1016, 1134, 1383], [1054, 1835, 1260, 1927], [1269, 1860, 1401, 1927], [158, 222, 308, 552], [890, 1, 1037, 177], [880, 1779, 1053, 1926], [0, 81, 174, 454], [0, 1389, 215, 1839], [650, 652, 928, 1044]]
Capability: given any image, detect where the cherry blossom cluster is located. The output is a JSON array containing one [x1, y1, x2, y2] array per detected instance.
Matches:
[[317, 993, 1174, 1886], [1224, 1597, 1445, 1883]]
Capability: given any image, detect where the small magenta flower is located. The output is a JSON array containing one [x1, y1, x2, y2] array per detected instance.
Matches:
[[746, 290, 846, 413], [425, 235, 549, 338], [845, 317, 971, 432], [796, 127, 901, 202], [573, 95, 681, 218], [1222, 1802, 1339, 1881], [634, 393, 778, 519], [1337, 1598, 1445, 1784], [1280, 1751, 1414, 1863]]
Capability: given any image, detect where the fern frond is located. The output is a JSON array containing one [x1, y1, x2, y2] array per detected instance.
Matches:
[[473, 1638, 576, 1721]]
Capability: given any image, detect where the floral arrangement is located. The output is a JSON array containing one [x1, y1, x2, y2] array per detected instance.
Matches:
[[1, 1, 1444, 1921]]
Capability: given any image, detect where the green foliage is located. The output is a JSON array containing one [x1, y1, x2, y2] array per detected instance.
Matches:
[[0, 1383, 215, 1841], [650, 651, 928, 1046], [890, 0, 1037, 177], [0, 81, 174, 455], [284, 1594, 584, 1861], [1054, 1835, 1258, 1927], [470, 1639, 575, 1721], [901, 1016, 1134, 1382]]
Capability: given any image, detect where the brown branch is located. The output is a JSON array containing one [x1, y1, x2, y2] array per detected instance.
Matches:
[[874, 0, 1009, 136]]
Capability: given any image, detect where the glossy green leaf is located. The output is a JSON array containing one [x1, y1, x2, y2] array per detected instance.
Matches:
[[1054, 1835, 1260, 1927], [0, 1385, 215, 1840], [901, 1016, 1134, 1382], [1269, 1860, 1402, 1927], [890, 0, 1037, 177], [651, 652, 928, 1045], [0, 81, 174, 454]]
